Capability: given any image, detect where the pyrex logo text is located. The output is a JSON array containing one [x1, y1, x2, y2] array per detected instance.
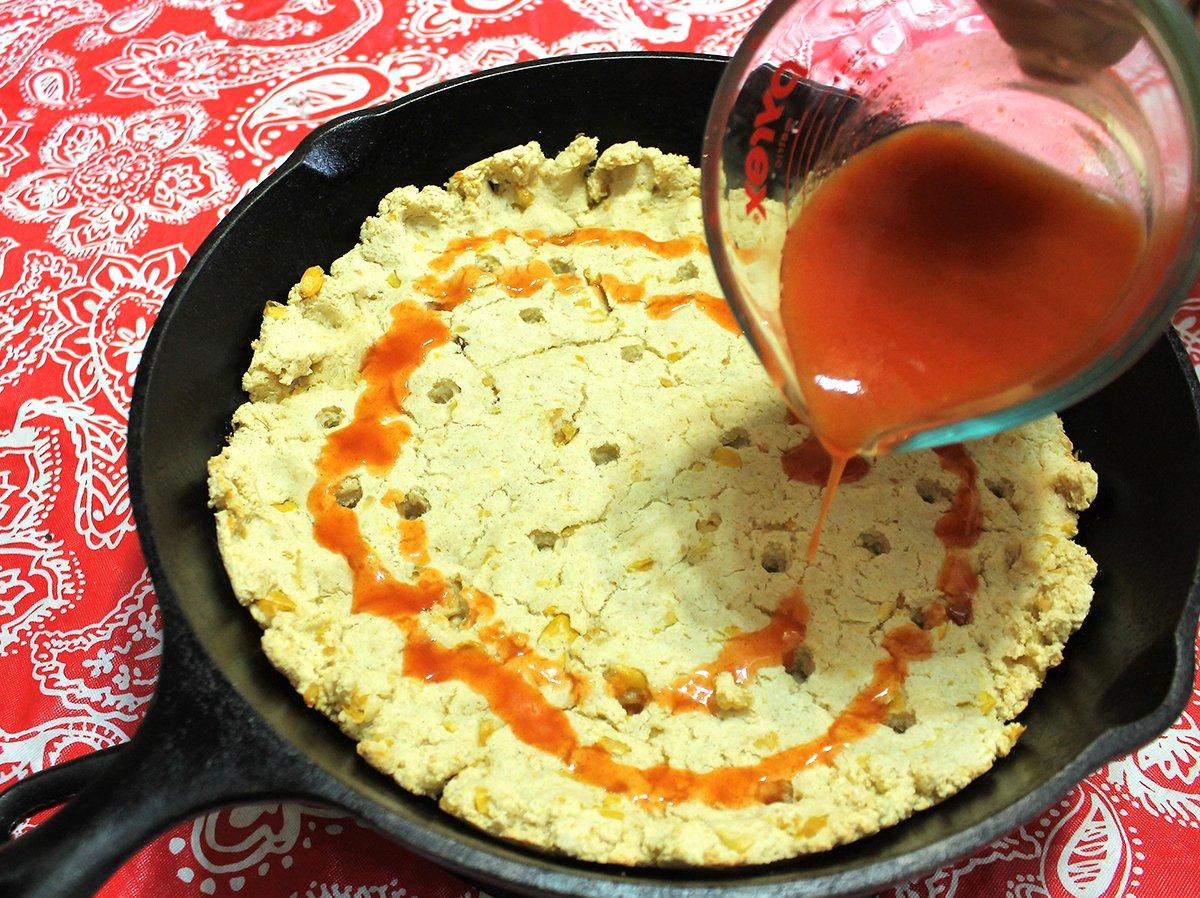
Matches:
[[744, 60, 805, 219]]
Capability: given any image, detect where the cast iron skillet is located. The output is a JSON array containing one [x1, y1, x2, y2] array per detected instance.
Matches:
[[1, 52, 1199, 898]]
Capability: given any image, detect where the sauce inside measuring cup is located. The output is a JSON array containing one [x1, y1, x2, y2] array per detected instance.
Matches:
[[779, 122, 1144, 554]]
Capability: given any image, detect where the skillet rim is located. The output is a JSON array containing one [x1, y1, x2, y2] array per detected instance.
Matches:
[[128, 51, 1200, 898]]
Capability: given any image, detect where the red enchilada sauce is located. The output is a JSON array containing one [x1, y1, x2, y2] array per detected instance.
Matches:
[[779, 122, 1142, 579], [781, 435, 870, 487], [421, 231, 731, 330], [779, 122, 1144, 459]]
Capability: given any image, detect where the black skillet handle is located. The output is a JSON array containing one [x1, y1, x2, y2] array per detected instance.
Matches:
[[0, 637, 315, 898], [0, 746, 125, 839], [0, 731, 187, 898]]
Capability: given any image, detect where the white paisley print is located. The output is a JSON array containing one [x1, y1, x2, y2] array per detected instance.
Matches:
[[0, 104, 234, 258]]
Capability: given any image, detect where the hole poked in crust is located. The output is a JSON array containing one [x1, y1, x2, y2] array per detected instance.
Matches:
[[590, 443, 620, 465], [916, 478, 952, 504], [428, 379, 461, 404], [761, 542, 790, 573], [855, 530, 890, 555], [398, 489, 429, 519]]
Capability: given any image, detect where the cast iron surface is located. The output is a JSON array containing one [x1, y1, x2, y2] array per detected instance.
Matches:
[[0, 53, 1198, 898]]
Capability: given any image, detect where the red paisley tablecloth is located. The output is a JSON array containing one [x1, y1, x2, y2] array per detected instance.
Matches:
[[2, 1, 1199, 896]]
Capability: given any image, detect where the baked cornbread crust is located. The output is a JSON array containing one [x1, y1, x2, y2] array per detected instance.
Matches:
[[208, 137, 1098, 866]]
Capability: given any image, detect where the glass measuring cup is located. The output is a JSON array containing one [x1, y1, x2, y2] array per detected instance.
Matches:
[[701, 0, 1200, 455]]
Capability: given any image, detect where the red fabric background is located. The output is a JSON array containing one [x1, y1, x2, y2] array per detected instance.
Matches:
[[0, 1, 1197, 895]]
